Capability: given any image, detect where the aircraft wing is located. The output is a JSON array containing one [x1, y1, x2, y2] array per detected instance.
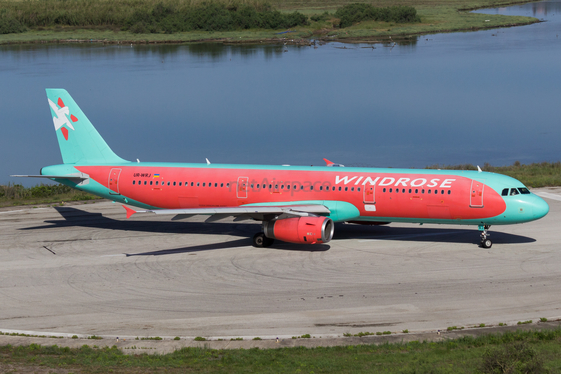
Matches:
[[123, 204, 331, 222]]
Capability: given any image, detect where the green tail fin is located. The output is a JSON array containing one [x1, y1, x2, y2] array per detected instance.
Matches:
[[46, 89, 128, 165]]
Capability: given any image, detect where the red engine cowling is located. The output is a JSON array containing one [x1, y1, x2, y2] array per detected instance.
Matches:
[[263, 216, 334, 244]]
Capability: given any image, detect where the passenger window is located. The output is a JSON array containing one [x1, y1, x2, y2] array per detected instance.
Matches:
[[421, 189, 424, 194], [319, 186, 323, 191], [202, 183, 205, 187], [332, 186, 335, 191], [351, 187, 354, 192], [173, 182, 176, 186], [301, 185, 304, 190], [389, 188, 393, 193], [281, 185, 284, 189], [167, 182, 170, 186], [191, 182, 194, 186], [408, 189, 412, 193], [441, 190, 444, 194], [415, 189, 418, 194], [251, 184, 254, 188], [402, 189, 405, 193], [428, 189, 431, 194], [221, 183, 223, 187], [345, 187, 348, 191], [227, 183, 230, 187], [358, 187, 361, 192], [311, 186, 314, 190], [179, 182, 182, 186], [144, 181, 147, 185], [448, 190, 451, 195], [197, 183, 199, 187], [287, 185, 290, 190], [150, 181, 153, 186], [338, 186, 342, 191], [383, 188, 386, 192], [395, 188, 398, 193], [133, 180, 135, 185]]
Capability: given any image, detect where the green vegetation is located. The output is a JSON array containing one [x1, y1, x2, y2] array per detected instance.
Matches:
[[0, 0, 540, 44], [252, 337, 262, 340], [174, 336, 181, 340], [426, 161, 561, 188], [335, 3, 419, 28], [2, 329, 561, 373], [518, 320, 533, 325], [140, 336, 163, 340], [0, 183, 102, 207], [194, 336, 206, 341], [540, 318, 548, 323]]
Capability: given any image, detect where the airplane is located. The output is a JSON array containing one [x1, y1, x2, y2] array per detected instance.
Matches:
[[13, 89, 550, 249]]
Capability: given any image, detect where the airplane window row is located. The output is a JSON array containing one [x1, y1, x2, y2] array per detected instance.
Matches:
[[131, 180, 363, 192], [501, 187, 530, 196], [132, 180, 230, 188], [382, 187, 451, 195]]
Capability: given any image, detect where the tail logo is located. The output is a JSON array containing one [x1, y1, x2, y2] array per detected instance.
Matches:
[[48, 97, 78, 141]]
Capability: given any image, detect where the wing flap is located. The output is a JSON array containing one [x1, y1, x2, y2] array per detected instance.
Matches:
[[123, 204, 331, 221]]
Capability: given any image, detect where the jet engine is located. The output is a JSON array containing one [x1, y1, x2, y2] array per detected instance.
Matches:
[[263, 216, 334, 244]]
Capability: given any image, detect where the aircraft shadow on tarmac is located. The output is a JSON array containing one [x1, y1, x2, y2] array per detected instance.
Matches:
[[20, 207, 536, 254]]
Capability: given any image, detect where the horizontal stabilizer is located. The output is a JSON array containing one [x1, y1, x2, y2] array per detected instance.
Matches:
[[11, 174, 88, 181]]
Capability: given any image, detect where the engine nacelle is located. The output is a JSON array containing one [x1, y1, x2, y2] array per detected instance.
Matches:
[[263, 216, 334, 244]]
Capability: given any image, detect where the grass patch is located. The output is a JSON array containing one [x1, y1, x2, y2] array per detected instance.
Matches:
[[0, 183, 102, 207], [426, 161, 561, 188], [2, 329, 561, 372]]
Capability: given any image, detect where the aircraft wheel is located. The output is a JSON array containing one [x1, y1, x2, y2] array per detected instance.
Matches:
[[253, 232, 266, 247], [481, 239, 492, 249]]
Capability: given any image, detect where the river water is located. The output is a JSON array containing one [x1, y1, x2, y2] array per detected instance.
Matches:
[[1, 1, 560, 185]]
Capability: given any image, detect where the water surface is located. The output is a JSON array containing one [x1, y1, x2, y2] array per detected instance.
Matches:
[[1, 1, 560, 185]]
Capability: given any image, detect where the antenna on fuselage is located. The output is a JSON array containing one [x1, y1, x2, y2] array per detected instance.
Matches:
[[206, 158, 211, 165], [477, 165, 482, 172]]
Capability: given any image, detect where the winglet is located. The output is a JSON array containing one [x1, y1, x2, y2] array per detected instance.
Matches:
[[323, 158, 344, 167], [123, 205, 137, 219]]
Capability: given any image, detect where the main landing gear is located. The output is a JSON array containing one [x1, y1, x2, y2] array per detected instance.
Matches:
[[253, 232, 274, 248], [479, 224, 492, 248]]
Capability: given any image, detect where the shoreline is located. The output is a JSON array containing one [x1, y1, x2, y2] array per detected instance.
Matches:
[[0, 0, 541, 46]]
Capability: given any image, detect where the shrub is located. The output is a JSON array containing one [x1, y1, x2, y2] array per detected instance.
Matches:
[[335, 4, 420, 28], [194, 337, 206, 341], [480, 342, 546, 374], [0, 10, 27, 34]]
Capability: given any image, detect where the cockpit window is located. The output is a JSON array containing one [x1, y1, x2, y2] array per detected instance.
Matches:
[[501, 188, 509, 196], [510, 188, 519, 196], [518, 187, 530, 194]]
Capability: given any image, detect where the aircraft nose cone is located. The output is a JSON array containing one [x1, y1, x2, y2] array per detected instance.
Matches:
[[532, 194, 549, 219]]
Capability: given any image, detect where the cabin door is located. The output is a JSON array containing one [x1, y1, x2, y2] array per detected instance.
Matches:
[[237, 177, 249, 198], [108, 168, 122, 195], [363, 184, 375, 204], [470, 180, 484, 208]]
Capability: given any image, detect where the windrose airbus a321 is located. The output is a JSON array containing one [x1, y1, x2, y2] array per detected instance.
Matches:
[[13, 89, 550, 249]]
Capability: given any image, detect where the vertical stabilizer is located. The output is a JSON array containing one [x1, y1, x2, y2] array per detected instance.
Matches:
[[46, 89, 128, 165]]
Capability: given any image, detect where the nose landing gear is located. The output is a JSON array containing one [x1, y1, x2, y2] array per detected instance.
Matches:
[[479, 224, 492, 248]]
